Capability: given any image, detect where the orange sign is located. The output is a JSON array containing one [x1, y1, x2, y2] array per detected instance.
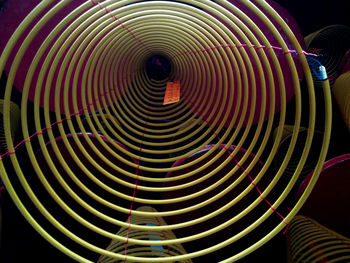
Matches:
[[163, 80, 181, 105]]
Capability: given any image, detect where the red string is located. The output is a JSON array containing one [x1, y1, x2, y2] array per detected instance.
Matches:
[[202, 119, 291, 234], [0, 186, 5, 198], [124, 121, 148, 263], [172, 43, 319, 59], [0, 95, 291, 236], [90, 0, 152, 53], [0, 88, 119, 160], [0, 71, 142, 160]]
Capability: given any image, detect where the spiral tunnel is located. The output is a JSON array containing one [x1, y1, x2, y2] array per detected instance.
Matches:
[[0, 0, 332, 262]]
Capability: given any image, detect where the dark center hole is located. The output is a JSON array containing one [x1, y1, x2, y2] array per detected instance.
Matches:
[[145, 55, 171, 81]]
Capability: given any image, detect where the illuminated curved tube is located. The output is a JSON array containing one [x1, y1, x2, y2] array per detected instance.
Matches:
[[305, 24, 350, 86], [286, 215, 350, 263], [98, 206, 192, 263], [0, 1, 332, 262], [0, 100, 20, 154], [333, 72, 350, 130], [272, 125, 324, 184]]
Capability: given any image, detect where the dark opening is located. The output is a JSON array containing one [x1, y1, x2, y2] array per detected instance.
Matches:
[[145, 55, 171, 81]]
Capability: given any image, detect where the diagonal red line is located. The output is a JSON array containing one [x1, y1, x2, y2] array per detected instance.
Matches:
[[172, 43, 319, 59], [91, 0, 152, 53], [0, 74, 135, 161], [202, 119, 290, 234]]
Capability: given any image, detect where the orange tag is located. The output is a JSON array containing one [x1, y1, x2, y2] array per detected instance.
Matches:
[[163, 80, 181, 105]]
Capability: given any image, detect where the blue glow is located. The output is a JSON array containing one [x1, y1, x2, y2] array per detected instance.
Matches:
[[146, 223, 164, 253], [306, 56, 328, 81]]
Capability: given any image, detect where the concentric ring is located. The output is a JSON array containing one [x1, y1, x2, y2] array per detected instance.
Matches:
[[0, 1, 332, 262]]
